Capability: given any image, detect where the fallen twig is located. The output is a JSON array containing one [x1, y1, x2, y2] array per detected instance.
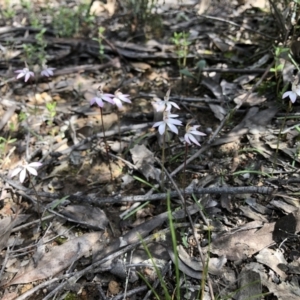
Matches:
[[83, 186, 275, 204]]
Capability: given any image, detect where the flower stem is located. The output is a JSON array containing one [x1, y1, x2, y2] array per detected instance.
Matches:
[[273, 101, 292, 174], [100, 107, 113, 182], [183, 143, 188, 216], [28, 173, 42, 223], [117, 109, 121, 145], [161, 130, 166, 190]]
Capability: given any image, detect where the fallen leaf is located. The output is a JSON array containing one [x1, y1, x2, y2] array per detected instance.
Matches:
[[235, 269, 262, 300], [255, 248, 287, 280], [0, 214, 29, 252], [208, 104, 227, 121], [130, 144, 161, 181], [4, 232, 103, 286], [61, 204, 108, 230]]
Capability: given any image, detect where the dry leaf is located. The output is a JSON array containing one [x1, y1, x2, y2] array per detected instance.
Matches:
[[4, 232, 102, 286], [0, 214, 29, 252], [130, 144, 161, 181], [61, 204, 108, 230]]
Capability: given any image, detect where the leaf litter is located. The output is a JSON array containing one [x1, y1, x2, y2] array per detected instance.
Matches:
[[1, 0, 300, 299]]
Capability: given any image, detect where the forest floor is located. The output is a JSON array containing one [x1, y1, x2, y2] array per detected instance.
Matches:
[[1, 0, 300, 299]]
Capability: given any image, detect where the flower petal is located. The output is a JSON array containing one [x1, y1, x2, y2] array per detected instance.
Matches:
[[10, 167, 22, 178], [295, 88, 300, 97], [184, 133, 191, 144], [90, 98, 96, 105], [24, 73, 31, 82], [187, 133, 201, 146], [167, 113, 179, 118], [118, 94, 131, 103], [153, 121, 163, 128], [28, 162, 42, 168], [290, 92, 297, 103], [16, 72, 25, 79], [167, 123, 179, 134], [282, 91, 292, 99], [158, 123, 166, 135], [113, 97, 122, 108], [170, 102, 180, 110], [189, 130, 206, 136], [95, 97, 104, 107], [101, 95, 114, 103], [26, 166, 38, 176], [167, 118, 182, 126], [19, 169, 27, 183]]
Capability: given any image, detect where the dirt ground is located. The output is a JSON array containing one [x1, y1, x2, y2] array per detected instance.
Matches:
[[1, 0, 300, 299]]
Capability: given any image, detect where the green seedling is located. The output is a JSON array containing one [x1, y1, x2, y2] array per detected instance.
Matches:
[[35, 28, 47, 65], [51, 3, 94, 37], [21, 0, 42, 28], [180, 229, 189, 248], [45, 101, 57, 125], [22, 28, 47, 65], [52, 7, 78, 37], [270, 45, 289, 74], [2, 0, 16, 20], [171, 32, 191, 70], [0, 136, 17, 165], [18, 112, 27, 123], [93, 26, 106, 62]]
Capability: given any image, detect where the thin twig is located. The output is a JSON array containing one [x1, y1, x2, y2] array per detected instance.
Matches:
[[14, 278, 62, 300], [113, 285, 148, 300], [199, 14, 276, 40], [0, 246, 11, 280], [90, 186, 274, 204]]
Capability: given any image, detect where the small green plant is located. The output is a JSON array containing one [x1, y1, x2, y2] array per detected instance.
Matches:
[[22, 28, 47, 66], [2, 0, 16, 21], [271, 45, 289, 76], [18, 111, 27, 122], [125, 0, 161, 38], [20, 0, 42, 28], [0, 136, 17, 162], [52, 7, 78, 37], [51, 3, 94, 37], [93, 27, 106, 62], [45, 101, 57, 125], [171, 32, 191, 70]]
